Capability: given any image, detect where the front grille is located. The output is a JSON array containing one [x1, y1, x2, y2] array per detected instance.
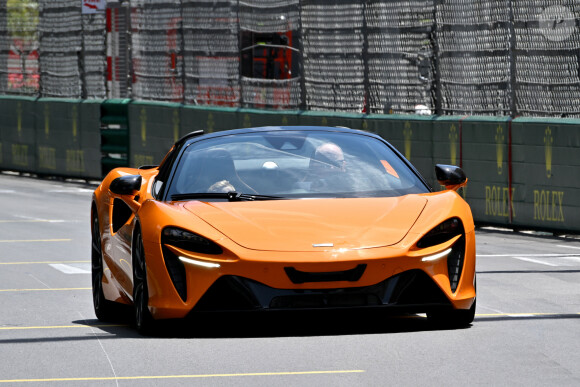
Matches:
[[190, 270, 451, 313]]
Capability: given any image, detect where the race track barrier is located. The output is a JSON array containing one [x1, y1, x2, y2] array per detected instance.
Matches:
[[0, 97, 578, 233], [0, 96, 37, 173], [0, 97, 101, 179]]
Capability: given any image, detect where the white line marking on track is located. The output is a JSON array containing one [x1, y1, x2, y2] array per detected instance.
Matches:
[[557, 245, 580, 250], [80, 312, 120, 387], [511, 257, 560, 267], [560, 256, 580, 263], [27, 273, 51, 289], [50, 264, 91, 274]]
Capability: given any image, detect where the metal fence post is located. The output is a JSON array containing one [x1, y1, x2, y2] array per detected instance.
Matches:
[[507, 0, 517, 118], [432, 0, 442, 115]]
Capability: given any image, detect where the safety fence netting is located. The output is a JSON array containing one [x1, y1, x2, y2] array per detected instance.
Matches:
[[1, 0, 579, 117]]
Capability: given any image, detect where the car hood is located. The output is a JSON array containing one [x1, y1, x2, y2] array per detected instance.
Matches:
[[183, 196, 427, 252]]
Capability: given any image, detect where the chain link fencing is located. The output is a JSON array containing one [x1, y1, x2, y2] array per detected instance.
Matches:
[[0, 0, 579, 117]]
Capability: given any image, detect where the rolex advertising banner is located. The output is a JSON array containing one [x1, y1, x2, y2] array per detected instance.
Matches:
[[510, 118, 580, 233], [181, 105, 239, 135], [366, 114, 436, 186], [128, 101, 182, 168], [460, 116, 513, 227], [0, 96, 36, 173]]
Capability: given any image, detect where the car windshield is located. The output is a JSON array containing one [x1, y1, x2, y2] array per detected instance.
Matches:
[[166, 130, 429, 200]]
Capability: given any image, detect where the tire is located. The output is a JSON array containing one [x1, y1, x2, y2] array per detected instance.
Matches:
[[91, 208, 117, 321], [428, 277, 477, 328], [427, 298, 476, 328], [132, 226, 157, 335]]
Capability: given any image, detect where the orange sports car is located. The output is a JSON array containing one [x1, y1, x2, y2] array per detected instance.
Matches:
[[91, 126, 476, 334]]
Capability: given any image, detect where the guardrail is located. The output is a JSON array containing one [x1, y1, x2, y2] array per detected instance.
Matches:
[[0, 97, 578, 233]]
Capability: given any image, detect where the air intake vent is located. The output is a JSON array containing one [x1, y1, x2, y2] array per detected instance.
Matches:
[[161, 247, 187, 302], [447, 236, 466, 292], [284, 264, 366, 284]]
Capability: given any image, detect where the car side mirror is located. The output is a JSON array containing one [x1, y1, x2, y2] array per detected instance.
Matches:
[[435, 164, 467, 191], [110, 175, 142, 196]]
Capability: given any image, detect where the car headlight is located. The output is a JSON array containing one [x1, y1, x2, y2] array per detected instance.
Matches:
[[417, 218, 463, 249], [162, 227, 223, 255]]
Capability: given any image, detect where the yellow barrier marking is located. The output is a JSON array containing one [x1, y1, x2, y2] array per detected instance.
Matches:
[[0, 239, 72, 243], [0, 288, 90, 292], [0, 324, 125, 331], [0, 261, 88, 265], [0, 370, 365, 383]]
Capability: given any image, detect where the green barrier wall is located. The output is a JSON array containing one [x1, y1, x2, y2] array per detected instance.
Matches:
[[461, 116, 513, 226], [77, 100, 103, 179], [511, 118, 580, 233], [181, 105, 239, 135], [239, 108, 299, 128], [0, 96, 579, 233], [0, 96, 37, 172], [128, 101, 182, 167], [35, 98, 100, 179], [367, 114, 436, 185], [297, 111, 366, 130]]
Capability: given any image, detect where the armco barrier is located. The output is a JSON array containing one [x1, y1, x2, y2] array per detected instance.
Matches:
[[0, 97, 578, 233], [0, 96, 37, 173]]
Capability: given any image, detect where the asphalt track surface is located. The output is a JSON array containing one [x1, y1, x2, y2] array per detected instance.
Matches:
[[0, 172, 579, 386]]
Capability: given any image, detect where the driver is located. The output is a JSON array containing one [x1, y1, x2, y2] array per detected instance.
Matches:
[[297, 142, 349, 192]]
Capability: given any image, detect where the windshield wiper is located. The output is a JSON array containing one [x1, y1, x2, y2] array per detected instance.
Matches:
[[171, 192, 286, 202]]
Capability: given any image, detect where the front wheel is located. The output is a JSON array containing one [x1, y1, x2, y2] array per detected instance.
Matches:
[[132, 226, 157, 335], [427, 298, 476, 328]]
